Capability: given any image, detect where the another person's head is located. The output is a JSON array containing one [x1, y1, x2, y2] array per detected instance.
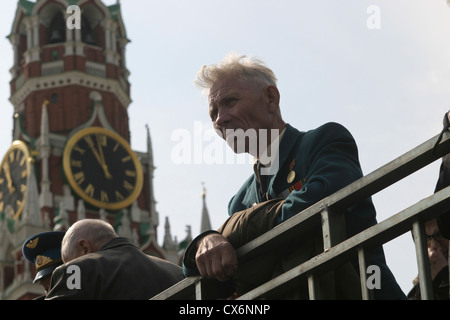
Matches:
[[22, 231, 65, 294], [425, 218, 449, 255], [61, 219, 117, 263], [195, 53, 285, 157]]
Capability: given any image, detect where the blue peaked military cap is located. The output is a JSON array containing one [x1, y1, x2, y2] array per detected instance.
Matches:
[[22, 231, 65, 283]]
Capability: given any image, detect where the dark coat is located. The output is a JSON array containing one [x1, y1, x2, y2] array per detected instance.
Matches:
[[184, 123, 406, 299], [46, 237, 185, 300], [407, 267, 449, 300], [434, 111, 450, 238], [435, 154, 450, 238]]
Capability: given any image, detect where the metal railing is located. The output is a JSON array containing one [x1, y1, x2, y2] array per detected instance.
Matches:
[[152, 130, 450, 300]]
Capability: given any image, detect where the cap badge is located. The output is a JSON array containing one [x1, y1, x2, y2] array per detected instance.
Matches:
[[26, 237, 39, 249], [35, 255, 53, 271]]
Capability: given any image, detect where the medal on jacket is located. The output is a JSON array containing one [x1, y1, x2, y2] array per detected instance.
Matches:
[[287, 159, 296, 183]]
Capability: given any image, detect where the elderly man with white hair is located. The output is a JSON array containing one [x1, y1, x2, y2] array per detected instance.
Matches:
[[182, 53, 406, 300]]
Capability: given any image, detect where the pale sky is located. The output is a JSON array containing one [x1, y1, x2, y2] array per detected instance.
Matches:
[[1, 0, 450, 296]]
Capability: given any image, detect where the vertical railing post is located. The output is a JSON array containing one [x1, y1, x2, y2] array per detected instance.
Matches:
[[307, 274, 318, 300], [317, 205, 346, 299], [357, 248, 374, 300], [321, 205, 346, 250], [412, 220, 433, 300], [195, 278, 219, 300]]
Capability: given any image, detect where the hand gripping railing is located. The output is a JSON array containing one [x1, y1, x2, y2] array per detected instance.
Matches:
[[152, 130, 450, 300]]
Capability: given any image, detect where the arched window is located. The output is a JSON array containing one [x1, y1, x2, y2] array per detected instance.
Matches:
[[47, 12, 66, 44], [81, 16, 96, 46]]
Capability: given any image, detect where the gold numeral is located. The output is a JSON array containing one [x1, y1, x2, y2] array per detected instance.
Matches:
[[125, 170, 136, 177], [101, 190, 109, 202], [115, 191, 124, 201], [85, 184, 95, 197], [97, 134, 107, 147], [73, 145, 86, 155], [20, 184, 27, 192], [123, 180, 134, 191], [121, 155, 131, 163], [74, 172, 85, 184], [113, 143, 120, 152], [71, 160, 82, 168]]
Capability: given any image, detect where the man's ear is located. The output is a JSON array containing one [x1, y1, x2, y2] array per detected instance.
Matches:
[[78, 239, 94, 255], [264, 85, 280, 113]]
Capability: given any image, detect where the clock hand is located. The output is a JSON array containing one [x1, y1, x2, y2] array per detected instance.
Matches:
[[94, 134, 113, 180], [3, 162, 16, 193], [90, 146, 112, 180]]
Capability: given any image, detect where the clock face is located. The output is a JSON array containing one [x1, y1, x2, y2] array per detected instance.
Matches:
[[0, 141, 31, 220], [63, 127, 143, 210]]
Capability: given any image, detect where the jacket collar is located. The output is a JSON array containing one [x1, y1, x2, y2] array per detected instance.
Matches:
[[98, 237, 133, 252], [266, 124, 303, 198], [278, 124, 302, 169], [247, 124, 303, 203]]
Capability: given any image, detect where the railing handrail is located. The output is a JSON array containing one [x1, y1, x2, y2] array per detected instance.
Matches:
[[237, 186, 450, 299], [151, 130, 450, 300]]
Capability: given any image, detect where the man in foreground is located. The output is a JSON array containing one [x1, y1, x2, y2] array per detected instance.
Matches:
[[183, 53, 405, 299]]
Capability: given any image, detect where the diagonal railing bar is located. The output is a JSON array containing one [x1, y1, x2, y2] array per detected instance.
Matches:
[[151, 276, 200, 300]]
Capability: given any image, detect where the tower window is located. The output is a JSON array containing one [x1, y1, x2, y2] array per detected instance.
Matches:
[[48, 12, 66, 44], [81, 17, 96, 46], [51, 93, 58, 103]]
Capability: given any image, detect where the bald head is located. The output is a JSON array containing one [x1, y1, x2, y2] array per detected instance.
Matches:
[[61, 219, 117, 263]]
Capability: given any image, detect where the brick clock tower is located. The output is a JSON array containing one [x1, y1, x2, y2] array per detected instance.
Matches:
[[0, 0, 179, 299]]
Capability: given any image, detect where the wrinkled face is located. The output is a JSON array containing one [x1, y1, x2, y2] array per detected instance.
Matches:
[[208, 74, 274, 155]]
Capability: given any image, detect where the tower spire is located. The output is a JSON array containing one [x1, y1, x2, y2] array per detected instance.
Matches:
[[200, 183, 212, 233], [39, 100, 52, 208]]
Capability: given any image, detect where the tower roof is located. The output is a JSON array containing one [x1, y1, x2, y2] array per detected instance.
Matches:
[[18, 0, 35, 16]]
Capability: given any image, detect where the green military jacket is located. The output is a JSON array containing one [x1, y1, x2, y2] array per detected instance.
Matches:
[[184, 123, 406, 299]]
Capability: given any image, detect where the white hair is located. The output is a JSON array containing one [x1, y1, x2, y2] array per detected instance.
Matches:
[[61, 219, 117, 262], [194, 52, 278, 96]]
